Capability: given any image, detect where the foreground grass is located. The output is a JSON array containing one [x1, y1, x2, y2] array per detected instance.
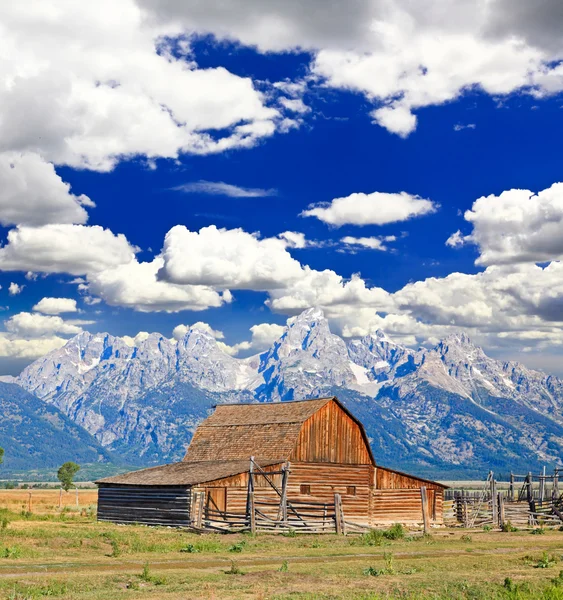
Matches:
[[1, 509, 563, 598]]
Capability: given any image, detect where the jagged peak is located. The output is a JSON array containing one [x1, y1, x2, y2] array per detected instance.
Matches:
[[440, 331, 477, 348], [287, 306, 325, 326]]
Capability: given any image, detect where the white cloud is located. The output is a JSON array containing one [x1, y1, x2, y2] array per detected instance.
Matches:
[[8, 282, 22, 296], [5, 312, 83, 338], [278, 231, 308, 249], [0, 153, 94, 227], [219, 322, 285, 356], [449, 183, 563, 266], [173, 181, 277, 198], [454, 123, 476, 131], [0, 1, 281, 172], [159, 225, 305, 290], [0, 334, 67, 361], [301, 191, 437, 226], [445, 230, 465, 248], [341, 236, 395, 252], [32, 297, 78, 315], [172, 321, 225, 341], [278, 97, 310, 114], [87, 256, 229, 313], [0, 225, 137, 276]]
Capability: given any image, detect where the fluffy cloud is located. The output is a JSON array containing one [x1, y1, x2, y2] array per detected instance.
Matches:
[[8, 283, 22, 296], [172, 321, 225, 341], [0, 1, 280, 172], [138, 0, 563, 136], [341, 236, 396, 252], [219, 322, 286, 356], [0, 153, 94, 227], [448, 183, 563, 265], [301, 191, 437, 226], [173, 181, 277, 198], [0, 334, 67, 361], [88, 256, 229, 313], [159, 225, 305, 289], [0, 225, 137, 275], [5, 312, 83, 338], [32, 297, 78, 315]]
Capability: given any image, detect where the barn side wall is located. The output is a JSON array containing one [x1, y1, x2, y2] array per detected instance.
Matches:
[[370, 488, 444, 526], [290, 400, 372, 465], [97, 485, 191, 527]]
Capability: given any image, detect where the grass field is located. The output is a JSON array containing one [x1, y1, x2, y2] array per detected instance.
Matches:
[[2, 491, 563, 599]]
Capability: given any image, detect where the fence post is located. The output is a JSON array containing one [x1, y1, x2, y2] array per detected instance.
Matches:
[[509, 473, 514, 502], [491, 479, 498, 528], [196, 492, 204, 528], [527, 472, 533, 503], [334, 493, 343, 535], [420, 486, 429, 534], [539, 466, 546, 506], [249, 491, 256, 535], [553, 469, 560, 502], [498, 492, 505, 529]]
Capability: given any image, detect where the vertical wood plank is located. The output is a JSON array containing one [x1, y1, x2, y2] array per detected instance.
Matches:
[[420, 487, 429, 534]]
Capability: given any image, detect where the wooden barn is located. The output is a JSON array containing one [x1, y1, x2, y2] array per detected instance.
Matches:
[[97, 397, 446, 533]]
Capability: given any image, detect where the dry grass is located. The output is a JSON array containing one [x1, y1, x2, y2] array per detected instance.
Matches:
[[0, 490, 97, 514], [1, 497, 563, 598]]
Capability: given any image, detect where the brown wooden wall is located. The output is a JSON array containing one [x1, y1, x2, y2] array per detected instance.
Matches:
[[376, 466, 445, 492], [370, 488, 444, 525], [290, 400, 373, 465]]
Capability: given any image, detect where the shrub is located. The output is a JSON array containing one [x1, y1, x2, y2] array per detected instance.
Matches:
[[461, 534, 472, 542], [483, 524, 492, 532], [531, 527, 546, 535], [2, 547, 21, 559], [228, 541, 246, 553], [501, 520, 517, 532], [279, 560, 289, 572], [180, 544, 200, 553], [384, 523, 405, 540], [224, 560, 244, 575], [359, 529, 385, 546], [364, 552, 395, 577], [139, 562, 166, 585], [536, 552, 557, 569], [0, 517, 9, 530]]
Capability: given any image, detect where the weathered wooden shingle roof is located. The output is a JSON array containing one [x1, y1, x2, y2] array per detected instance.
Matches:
[[183, 397, 334, 462], [96, 459, 283, 487]]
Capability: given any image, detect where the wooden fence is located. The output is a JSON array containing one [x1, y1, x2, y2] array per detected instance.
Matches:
[[449, 468, 563, 528], [189, 457, 365, 535]]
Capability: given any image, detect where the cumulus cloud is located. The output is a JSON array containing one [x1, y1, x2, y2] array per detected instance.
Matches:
[[172, 321, 225, 341], [219, 322, 286, 356], [159, 225, 305, 290], [0, 153, 94, 227], [5, 312, 83, 338], [449, 183, 563, 266], [0, 225, 137, 276], [88, 256, 229, 313], [301, 191, 437, 226], [8, 283, 22, 296], [0, 1, 281, 172], [0, 334, 67, 361], [173, 181, 277, 198], [137, 0, 563, 136], [32, 297, 78, 315]]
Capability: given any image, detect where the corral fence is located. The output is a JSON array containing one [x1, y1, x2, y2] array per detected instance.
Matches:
[[446, 468, 563, 528], [190, 457, 366, 535]]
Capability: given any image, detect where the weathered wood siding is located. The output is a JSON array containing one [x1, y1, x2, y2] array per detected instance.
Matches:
[[287, 462, 372, 526], [97, 485, 191, 527], [376, 466, 445, 492], [370, 488, 444, 525], [290, 400, 372, 464]]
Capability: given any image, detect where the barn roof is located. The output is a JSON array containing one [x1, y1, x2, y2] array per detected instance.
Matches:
[[96, 459, 283, 487], [183, 397, 337, 462]]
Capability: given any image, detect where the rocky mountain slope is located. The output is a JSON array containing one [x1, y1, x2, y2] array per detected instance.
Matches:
[[12, 308, 563, 477], [0, 382, 114, 471]]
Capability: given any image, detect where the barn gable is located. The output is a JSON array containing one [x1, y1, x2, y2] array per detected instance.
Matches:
[[183, 396, 374, 466]]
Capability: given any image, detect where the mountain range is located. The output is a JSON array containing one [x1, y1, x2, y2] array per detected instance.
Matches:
[[2, 307, 563, 478]]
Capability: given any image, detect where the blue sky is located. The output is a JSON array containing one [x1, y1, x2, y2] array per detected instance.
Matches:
[[2, 0, 563, 374]]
